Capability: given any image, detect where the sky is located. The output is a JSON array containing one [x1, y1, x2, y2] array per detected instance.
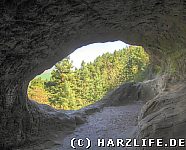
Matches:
[[69, 41, 129, 68], [45, 40, 129, 73]]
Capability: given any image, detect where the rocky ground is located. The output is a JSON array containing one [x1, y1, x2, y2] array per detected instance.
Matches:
[[2, 1, 186, 148], [60, 101, 143, 150], [15, 101, 143, 150], [15, 77, 185, 150]]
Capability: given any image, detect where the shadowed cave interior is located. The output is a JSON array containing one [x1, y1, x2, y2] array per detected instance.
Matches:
[[1, 0, 186, 149]]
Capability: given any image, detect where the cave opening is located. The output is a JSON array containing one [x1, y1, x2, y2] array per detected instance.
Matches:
[[27, 41, 150, 110], [2, 1, 186, 149]]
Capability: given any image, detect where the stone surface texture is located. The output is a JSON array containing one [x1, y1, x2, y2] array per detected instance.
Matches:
[[1, 0, 186, 149]]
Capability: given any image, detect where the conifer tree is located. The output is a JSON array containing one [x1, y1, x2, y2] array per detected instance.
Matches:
[[28, 46, 150, 110]]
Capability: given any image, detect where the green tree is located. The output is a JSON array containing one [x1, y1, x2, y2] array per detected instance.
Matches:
[[30, 46, 149, 110], [45, 57, 75, 108], [28, 77, 49, 105]]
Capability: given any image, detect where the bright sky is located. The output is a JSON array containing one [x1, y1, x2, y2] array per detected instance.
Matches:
[[45, 41, 129, 72], [69, 41, 129, 68]]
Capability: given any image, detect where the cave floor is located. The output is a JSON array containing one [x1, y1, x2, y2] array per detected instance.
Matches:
[[14, 101, 143, 150], [55, 101, 143, 150]]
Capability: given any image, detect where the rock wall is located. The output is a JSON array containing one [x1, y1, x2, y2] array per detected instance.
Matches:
[[135, 78, 186, 149], [1, 0, 186, 149]]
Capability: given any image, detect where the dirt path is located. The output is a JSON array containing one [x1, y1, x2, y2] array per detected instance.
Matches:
[[50, 101, 144, 150]]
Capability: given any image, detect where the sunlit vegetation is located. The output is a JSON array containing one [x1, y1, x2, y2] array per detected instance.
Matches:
[[28, 78, 50, 105], [28, 46, 149, 110]]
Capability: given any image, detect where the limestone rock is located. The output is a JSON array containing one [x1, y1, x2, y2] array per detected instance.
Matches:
[[1, 0, 186, 149], [135, 81, 186, 149]]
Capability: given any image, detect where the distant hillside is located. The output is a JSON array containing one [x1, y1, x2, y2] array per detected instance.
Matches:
[[36, 71, 52, 80]]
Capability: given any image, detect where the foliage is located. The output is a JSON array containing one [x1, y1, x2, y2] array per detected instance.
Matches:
[[28, 77, 50, 105], [28, 46, 149, 110]]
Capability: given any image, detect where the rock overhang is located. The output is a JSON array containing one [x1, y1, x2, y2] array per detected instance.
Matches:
[[1, 0, 186, 148]]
